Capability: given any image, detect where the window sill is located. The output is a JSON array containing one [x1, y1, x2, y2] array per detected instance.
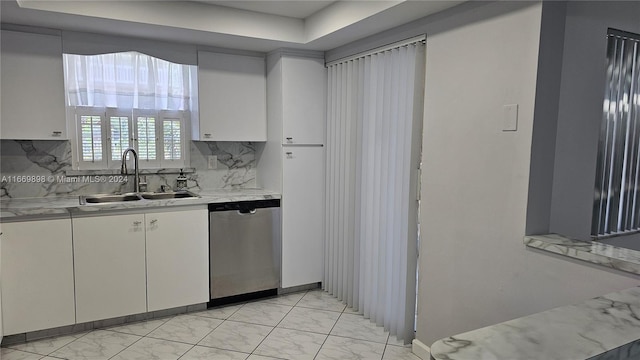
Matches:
[[524, 234, 640, 276], [65, 168, 196, 176]]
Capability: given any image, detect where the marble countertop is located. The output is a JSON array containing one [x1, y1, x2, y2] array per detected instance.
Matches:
[[525, 234, 640, 276], [430, 286, 640, 360], [0, 188, 281, 220]]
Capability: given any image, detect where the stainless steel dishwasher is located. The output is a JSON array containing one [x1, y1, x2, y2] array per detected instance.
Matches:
[[209, 199, 281, 304]]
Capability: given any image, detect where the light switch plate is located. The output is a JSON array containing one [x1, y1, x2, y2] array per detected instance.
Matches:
[[208, 155, 217, 169], [503, 104, 518, 132]]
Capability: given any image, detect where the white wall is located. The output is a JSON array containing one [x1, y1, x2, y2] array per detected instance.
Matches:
[[549, 1, 640, 242], [417, 1, 639, 346]]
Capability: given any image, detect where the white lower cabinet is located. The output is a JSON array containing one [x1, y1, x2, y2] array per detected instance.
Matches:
[[73, 208, 209, 323], [281, 147, 325, 288], [0, 218, 76, 335], [146, 209, 209, 311], [73, 214, 147, 323]]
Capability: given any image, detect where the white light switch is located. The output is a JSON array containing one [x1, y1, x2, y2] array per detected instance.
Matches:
[[208, 155, 217, 169], [503, 104, 518, 132]]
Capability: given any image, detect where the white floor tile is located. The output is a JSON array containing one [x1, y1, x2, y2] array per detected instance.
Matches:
[[260, 292, 306, 307], [296, 290, 346, 312], [7, 294, 410, 360], [277, 307, 340, 334], [382, 345, 422, 360], [253, 328, 326, 360], [105, 318, 168, 337], [330, 313, 389, 344], [0, 348, 44, 360], [180, 345, 249, 360], [147, 314, 222, 344], [8, 332, 87, 356], [50, 330, 140, 360], [110, 337, 191, 360], [198, 320, 272, 353], [245, 355, 285, 360], [228, 302, 292, 327], [315, 335, 385, 360]]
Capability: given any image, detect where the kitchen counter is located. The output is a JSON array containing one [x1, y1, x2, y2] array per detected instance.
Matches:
[[0, 188, 281, 220], [430, 286, 640, 360]]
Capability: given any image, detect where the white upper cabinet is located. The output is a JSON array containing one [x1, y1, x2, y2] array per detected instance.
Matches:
[[1, 30, 67, 140], [281, 56, 326, 145], [196, 51, 267, 141], [1, 218, 76, 335]]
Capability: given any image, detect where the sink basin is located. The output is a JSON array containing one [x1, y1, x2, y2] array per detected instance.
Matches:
[[79, 190, 198, 205], [139, 191, 199, 200], [80, 193, 142, 204]]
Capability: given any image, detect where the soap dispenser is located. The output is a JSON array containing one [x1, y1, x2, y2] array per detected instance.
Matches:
[[176, 169, 187, 190]]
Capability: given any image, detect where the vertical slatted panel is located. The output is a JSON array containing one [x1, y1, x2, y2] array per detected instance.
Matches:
[[325, 65, 334, 294], [632, 44, 640, 229], [325, 39, 425, 343], [623, 40, 640, 229], [594, 31, 640, 236]]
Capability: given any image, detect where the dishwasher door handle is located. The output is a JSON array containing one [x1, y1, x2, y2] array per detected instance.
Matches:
[[237, 209, 257, 215]]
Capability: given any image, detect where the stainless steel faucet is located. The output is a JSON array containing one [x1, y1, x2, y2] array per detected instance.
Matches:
[[121, 148, 140, 193]]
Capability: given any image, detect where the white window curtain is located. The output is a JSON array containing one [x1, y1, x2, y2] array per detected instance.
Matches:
[[325, 37, 426, 343], [63, 51, 197, 111]]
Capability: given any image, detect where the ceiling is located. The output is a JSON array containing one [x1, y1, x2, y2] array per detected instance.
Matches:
[[0, 0, 464, 53], [193, 1, 336, 19]]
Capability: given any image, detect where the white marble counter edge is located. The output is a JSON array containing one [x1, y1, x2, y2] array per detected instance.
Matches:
[[0, 189, 281, 220], [430, 286, 640, 360], [524, 233, 640, 276]]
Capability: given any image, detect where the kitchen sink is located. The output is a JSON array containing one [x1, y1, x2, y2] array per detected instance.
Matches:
[[79, 193, 142, 204], [139, 190, 199, 200], [79, 190, 199, 205]]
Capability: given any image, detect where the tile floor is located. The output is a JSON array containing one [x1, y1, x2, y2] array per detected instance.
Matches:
[[1, 289, 420, 360]]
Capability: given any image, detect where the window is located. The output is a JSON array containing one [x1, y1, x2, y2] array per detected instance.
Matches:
[[592, 29, 640, 237], [64, 51, 197, 169]]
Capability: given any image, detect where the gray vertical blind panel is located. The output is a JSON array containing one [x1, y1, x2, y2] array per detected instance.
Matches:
[[594, 30, 640, 236]]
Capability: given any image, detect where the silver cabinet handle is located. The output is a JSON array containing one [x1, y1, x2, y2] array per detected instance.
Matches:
[[133, 221, 142, 226], [204, 133, 212, 138], [285, 151, 293, 159], [150, 219, 158, 225], [286, 137, 293, 143], [52, 131, 62, 137]]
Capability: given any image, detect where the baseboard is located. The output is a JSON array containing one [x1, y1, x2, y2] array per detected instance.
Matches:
[[412, 338, 431, 359]]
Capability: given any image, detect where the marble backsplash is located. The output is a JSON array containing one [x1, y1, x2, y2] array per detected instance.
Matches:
[[0, 140, 257, 198]]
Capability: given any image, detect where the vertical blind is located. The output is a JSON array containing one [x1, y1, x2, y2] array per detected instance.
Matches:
[[325, 37, 425, 343], [593, 29, 640, 237]]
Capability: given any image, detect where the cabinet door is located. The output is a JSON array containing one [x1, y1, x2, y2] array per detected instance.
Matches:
[[197, 51, 266, 141], [146, 209, 209, 311], [1, 30, 66, 140], [73, 214, 147, 323], [281, 147, 325, 288], [1, 219, 75, 335], [282, 56, 326, 145]]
